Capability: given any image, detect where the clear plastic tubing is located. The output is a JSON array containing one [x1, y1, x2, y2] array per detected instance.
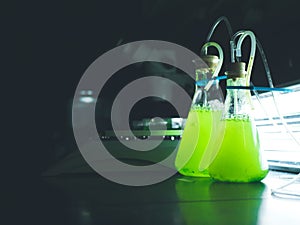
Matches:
[[205, 16, 233, 55], [200, 42, 224, 91], [230, 30, 245, 63], [255, 37, 300, 146], [207, 18, 299, 146], [230, 30, 278, 128], [233, 31, 256, 110], [206, 16, 233, 42], [206, 16, 300, 194], [236, 31, 256, 87], [235, 31, 299, 146]]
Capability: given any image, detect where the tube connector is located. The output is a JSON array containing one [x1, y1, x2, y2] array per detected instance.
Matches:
[[236, 48, 242, 58]]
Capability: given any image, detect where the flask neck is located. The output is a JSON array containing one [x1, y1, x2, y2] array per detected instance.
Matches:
[[195, 69, 219, 89], [195, 68, 209, 82], [224, 78, 252, 119]]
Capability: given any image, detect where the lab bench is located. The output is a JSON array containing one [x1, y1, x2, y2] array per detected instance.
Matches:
[[14, 168, 294, 225]]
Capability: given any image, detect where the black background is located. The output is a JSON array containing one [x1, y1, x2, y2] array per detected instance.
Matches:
[[4, 0, 300, 177]]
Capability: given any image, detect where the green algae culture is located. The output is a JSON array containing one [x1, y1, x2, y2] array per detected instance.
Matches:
[[176, 48, 224, 177], [208, 116, 269, 182], [175, 106, 222, 177]]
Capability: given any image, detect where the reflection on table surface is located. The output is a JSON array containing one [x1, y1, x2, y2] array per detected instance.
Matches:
[[13, 169, 300, 225]]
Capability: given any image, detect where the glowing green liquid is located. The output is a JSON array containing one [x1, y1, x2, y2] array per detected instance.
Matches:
[[175, 107, 217, 177], [208, 118, 269, 182]]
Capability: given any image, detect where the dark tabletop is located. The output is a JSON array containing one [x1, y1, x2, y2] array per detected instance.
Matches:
[[11, 169, 300, 225]]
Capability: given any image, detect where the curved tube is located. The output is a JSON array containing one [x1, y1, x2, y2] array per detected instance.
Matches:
[[206, 17, 300, 192], [200, 42, 224, 78], [200, 42, 224, 91], [206, 16, 233, 42], [232, 32, 282, 130], [234, 32, 300, 146], [233, 31, 256, 109], [236, 31, 256, 86], [230, 30, 246, 63], [205, 16, 233, 55]]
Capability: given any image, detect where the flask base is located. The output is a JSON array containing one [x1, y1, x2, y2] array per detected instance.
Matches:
[[209, 169, 269, 183], [178, 168, 210, 178]]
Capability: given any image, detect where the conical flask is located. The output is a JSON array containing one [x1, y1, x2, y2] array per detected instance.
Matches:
[[175, 42, 224, 177], [208, 62, 269, 182]]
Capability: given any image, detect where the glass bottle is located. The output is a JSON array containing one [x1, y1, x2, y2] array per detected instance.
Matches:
[[208, 62, 269, 182], [175, 55, 224, 177]]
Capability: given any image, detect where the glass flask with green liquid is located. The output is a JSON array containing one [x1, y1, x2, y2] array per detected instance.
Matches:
[[175, 44, 225, 177], [208, 62, 269, 182]]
